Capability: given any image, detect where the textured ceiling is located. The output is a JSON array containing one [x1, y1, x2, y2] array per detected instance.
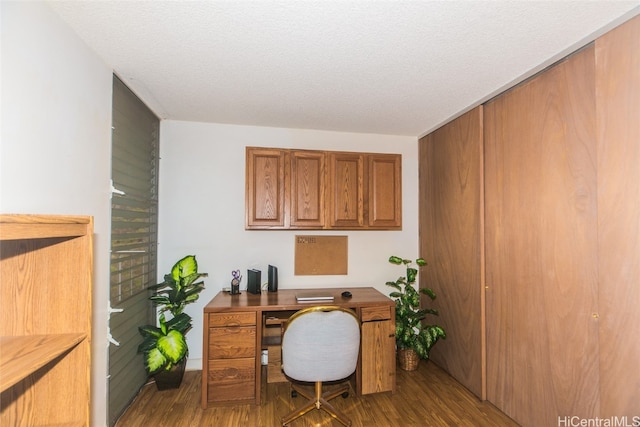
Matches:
[[48, 1, 639, 137]]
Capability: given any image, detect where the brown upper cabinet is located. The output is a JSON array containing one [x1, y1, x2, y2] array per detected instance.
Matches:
[[246, 147, 401, 230], [328, 151, 364, 228], [246, 147, 286, 228], [366, 154, 402, 228], [290, 150, 326, 228]]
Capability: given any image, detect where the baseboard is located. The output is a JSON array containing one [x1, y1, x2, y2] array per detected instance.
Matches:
[[186, 357, 202, 371]]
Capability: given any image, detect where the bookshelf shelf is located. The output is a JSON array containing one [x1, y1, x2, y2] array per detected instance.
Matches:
[[0, 334, 87, 392]]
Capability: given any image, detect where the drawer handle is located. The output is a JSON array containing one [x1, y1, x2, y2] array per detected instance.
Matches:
[[222, 367, 239, 378]]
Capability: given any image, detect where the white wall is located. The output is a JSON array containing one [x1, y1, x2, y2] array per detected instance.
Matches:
[[1, 2, 112, 426], [159, 120, 419, 369]]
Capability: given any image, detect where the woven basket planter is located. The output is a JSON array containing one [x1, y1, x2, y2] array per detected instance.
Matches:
[[397, 348, 420, 371]]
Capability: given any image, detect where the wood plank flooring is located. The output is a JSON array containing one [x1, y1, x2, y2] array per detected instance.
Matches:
[[115, 362, 518, 426]]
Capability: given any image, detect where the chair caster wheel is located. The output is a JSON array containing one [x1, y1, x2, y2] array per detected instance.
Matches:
[[341, 391, 349, 398], [291, 390, 298, 398]]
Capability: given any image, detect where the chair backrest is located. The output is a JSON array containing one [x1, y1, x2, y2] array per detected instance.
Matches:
[[281, 306, 360, 383]]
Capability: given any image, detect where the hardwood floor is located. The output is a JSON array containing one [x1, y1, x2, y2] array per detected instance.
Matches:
[[115, 362, 518, 426]]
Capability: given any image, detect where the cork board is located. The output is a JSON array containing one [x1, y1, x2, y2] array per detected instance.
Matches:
[[294, 235, 348, 275]]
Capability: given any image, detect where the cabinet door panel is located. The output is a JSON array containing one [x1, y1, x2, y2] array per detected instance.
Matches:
[[328, 152, 364, 228], [367, 154, 401, 228], [290, 150, 325, 228], [246, 148, 286, 228], [360, 319, 395, 394]]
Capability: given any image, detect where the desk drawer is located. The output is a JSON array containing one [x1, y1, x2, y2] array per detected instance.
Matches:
[[208, 312, 256, 327], [209, 326, 256, 358], [361, 306, 391, 322], [207, 358, 255, 402]]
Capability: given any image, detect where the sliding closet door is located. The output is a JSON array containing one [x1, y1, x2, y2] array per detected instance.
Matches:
[[595, 15, 640, 417], [484, 46, 599, 426], [418, 106, 485, 399]]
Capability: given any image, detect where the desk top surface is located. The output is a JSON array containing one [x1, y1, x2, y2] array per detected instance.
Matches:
[[204, 287, 393, 312]]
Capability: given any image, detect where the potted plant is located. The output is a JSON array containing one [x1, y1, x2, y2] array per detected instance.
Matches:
[[138, 254, 208, 389], [385, 255, 446, 371]]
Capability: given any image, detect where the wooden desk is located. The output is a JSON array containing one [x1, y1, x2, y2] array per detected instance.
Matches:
[[201, 287, 396, 408]]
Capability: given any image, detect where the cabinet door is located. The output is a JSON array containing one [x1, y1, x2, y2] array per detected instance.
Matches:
[[367, 154, 401, 228], [360, 318, 395, 394], [328, 152, 364, 228], [290, 150, 326, 228], [246, 148, 287, 228]]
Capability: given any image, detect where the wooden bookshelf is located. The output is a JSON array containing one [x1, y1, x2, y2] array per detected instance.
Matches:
[[0, 214, 93, 426]]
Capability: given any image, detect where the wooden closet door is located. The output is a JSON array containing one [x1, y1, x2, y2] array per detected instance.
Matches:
[[595, 15, 640, 417], [484, 46, 599, 426], [418, 106, 485, 399]]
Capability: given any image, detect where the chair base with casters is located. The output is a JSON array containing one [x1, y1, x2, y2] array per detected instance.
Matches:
[[279, 306, 361, 427], [281, 379, 353, 426]]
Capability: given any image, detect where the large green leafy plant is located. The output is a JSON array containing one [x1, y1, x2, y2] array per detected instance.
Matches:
[[385, 255, 446, 360], [138, 255, 207, 375]]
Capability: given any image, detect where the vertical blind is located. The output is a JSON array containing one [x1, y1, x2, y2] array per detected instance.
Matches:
[[109, 75, 159, 426], [110, 76, 159, 303]]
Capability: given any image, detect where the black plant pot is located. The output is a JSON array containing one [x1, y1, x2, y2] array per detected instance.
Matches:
[[154, 358, 187, 390]]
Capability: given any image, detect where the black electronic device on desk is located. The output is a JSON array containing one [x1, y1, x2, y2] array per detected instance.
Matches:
[[247, 268, 261, 294], [268, 265, 278, 292]]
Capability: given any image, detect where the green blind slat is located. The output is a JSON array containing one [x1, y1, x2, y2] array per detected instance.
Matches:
[[112, 196, 157, 209], [111, 271, 150, 284], [111, 218, 157, 228]]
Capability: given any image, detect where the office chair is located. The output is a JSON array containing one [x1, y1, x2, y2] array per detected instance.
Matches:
[[280, 306, 361, 427]]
